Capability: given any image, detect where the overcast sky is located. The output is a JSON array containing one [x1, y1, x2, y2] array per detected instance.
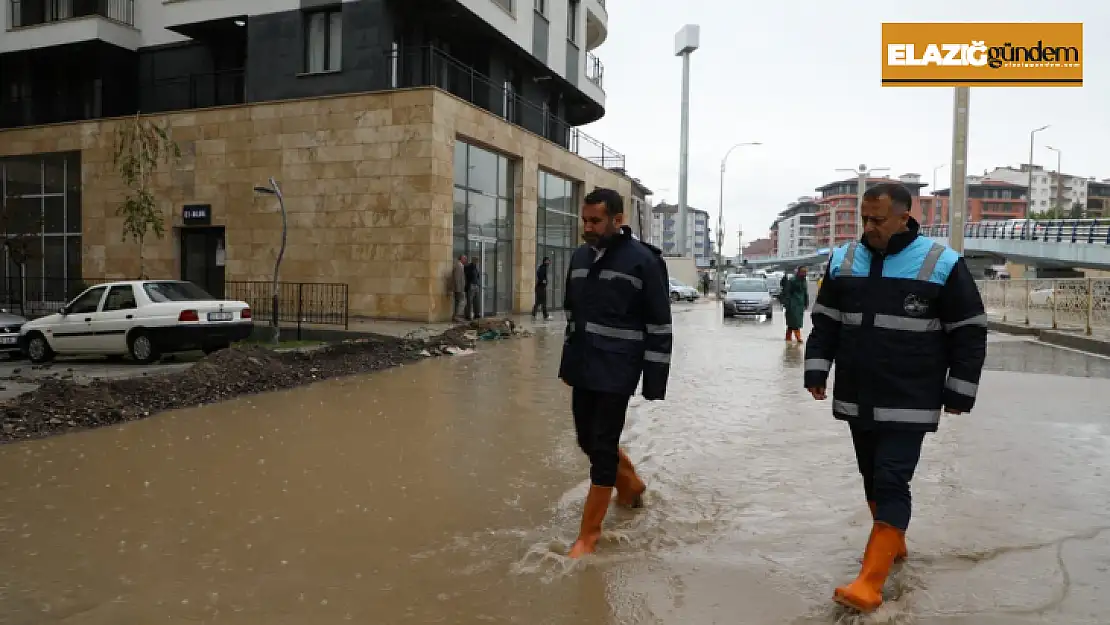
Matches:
[[582, 0, 1108, 255]]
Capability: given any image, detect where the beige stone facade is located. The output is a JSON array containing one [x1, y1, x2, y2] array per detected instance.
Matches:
[[0, 88, 632, 321]]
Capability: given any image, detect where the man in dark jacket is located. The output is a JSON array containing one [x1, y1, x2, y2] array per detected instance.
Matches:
[[532, 257, 551, 320], [559, 187, 673, 559], [804, 182, 987, 613]]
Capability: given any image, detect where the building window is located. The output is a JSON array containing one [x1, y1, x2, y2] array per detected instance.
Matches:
[[534, 0, 545, 14], [304, 9, 342, 74], [453, 140, 515, 316], [0, 152, 83, 315], [567, 0, 579, 42], [492, 0, 513, 13], [536, 170, 578, 310]]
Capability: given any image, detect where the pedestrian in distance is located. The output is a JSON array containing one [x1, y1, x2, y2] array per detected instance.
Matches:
[[559, 187, 673, 559], [782, 266, 809, 343], [532, 257, 551, 320], [804, 182, 987, 613]]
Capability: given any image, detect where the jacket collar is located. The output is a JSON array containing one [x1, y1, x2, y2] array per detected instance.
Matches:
[[592, 225, 635, 252], [861, 216, 920, 256]]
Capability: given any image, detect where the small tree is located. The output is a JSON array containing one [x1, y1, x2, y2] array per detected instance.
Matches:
[[113, 113, 181, 279], [0, 202, 41, 317]]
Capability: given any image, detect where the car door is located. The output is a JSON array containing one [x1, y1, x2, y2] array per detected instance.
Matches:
[[51, 286, 107, 353], [91, 285, 139, 354]]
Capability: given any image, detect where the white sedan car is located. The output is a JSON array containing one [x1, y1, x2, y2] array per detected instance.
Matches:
[[20, 280, 253, 364]]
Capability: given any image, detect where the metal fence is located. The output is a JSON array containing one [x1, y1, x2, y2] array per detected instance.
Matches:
[[975, 278, 1110, 336], [224, 281, 349, 337], [389, 45, 626, 170], [0, 278, 350, 335], [923, 220, 1110, 244]]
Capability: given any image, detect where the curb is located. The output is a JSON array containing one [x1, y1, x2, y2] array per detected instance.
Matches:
[[988, 320, 1110, 358]]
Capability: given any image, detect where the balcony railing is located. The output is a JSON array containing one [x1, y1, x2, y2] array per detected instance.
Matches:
[[8, 0, 134, 28], [140, 69, 246, 114], [389, 45, 625, 170], [586, 51, 604, 89]]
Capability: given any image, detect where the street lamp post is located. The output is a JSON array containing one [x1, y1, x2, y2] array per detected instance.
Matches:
[[1046, 145, 1063, 218], [674, 25, 700, 257], [1026, 125, 1050, 219], [835, 164, 890, 242], [254, 178, 287, 346], [716, 141, 761, 297]]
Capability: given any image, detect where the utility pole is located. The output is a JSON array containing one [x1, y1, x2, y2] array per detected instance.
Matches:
[[715, 141, 761, 296], [949, 87, 970, 254], [737, 226, 744, 269], [674, 25, 700, 257], [1026, 124, 1050, 219], [1047, 145, 1063, 219]]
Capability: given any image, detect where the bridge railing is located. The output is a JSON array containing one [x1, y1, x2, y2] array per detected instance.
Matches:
[[975, 278, 1110, 335], [924, 220, 1110, 244]]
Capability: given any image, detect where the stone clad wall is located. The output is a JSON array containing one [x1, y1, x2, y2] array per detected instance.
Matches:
[[0, 87, 632, 321]]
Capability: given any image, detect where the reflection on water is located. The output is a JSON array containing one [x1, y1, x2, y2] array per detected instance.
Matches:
[[1, 307, 1109, 625]]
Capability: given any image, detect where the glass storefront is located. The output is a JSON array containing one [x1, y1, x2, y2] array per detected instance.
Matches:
[[452, 139, 515, 316], [0, 152, 83, 303], [536, 170, 578, 310]]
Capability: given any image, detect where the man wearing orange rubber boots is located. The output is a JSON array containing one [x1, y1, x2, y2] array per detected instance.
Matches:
[[804, 183, 987, 612], [559, 187, 673, 559]]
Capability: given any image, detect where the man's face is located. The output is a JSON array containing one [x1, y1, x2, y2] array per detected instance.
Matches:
[[460, 255, 467, 264], [543, 258, 551, 266], [861, 194, 908, 250], [797, 267, 807, 279], [581, 202, 623, 246]]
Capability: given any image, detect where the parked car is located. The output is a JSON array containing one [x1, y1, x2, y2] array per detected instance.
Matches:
[[20, 280, 253, 364], [669, 279, 699, 302], [0, 309, 28, 357], [723, 278, 774, 320]]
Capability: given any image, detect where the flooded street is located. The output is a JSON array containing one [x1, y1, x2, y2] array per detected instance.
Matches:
[[3, 303, 1110, 624]]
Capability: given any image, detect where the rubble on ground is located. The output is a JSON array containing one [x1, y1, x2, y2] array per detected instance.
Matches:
[[0, 319, 524, 443]]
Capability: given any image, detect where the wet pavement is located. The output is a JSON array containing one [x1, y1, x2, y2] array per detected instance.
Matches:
[[2, 302, 1110, 624]]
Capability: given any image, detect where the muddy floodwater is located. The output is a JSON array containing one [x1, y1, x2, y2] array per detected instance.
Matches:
[[2, 305, 1110, 624]]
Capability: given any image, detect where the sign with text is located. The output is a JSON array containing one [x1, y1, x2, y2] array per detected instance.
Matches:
[[182, 204, 211, 226], [881, 22, 1083, 87]]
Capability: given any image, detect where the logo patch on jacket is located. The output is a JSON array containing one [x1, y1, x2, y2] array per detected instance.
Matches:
[[903, 294, 929, 316]]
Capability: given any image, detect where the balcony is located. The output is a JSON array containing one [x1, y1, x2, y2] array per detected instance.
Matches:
[[584, 0, 607, 50], [8, 0, 134, 28], [140, 68, 246, 114], [389, 45, 625, 170], [585, 51, 604, 89]]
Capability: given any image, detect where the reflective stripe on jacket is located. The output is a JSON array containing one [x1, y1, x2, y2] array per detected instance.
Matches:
[[803, 218, 988, 432], [558, 226, 674, 399]]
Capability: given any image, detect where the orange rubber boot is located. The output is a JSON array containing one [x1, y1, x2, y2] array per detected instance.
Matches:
[[867, 501, 907, 561], [615, 450, 646, 508], [834, 522, 903, 612], [793, 329, 804, 343], [568, 485, 613, 559]]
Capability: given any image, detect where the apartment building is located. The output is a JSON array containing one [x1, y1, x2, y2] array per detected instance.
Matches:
[[771, 197, 820, 258], [0, 0, 631, 321], [648, 202, 713, 267], [986, 165, 1087, 217], [814, 173, 927, 247], [930, 178, 1029, 223]]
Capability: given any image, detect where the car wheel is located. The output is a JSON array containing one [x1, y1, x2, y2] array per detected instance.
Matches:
[[25, 333, 54, 364], [670, 292, 680, 302], [128, 331, 161, 364]]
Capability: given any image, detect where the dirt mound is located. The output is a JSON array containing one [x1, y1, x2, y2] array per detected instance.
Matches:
[[0, 322, 516, 443]]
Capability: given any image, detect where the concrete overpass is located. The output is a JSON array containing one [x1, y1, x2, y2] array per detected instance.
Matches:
[[923, 220, 1110, 271]]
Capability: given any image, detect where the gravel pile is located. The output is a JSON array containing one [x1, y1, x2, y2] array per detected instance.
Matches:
[[0, 323, 504, 443]]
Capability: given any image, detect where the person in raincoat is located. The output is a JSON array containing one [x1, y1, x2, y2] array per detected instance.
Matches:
[[783, 267, 809, 342]]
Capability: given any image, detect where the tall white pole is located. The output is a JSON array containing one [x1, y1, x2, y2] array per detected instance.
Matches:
[[949, 87, 970, 254], [855, 168, 867, 240], [674, 25, 699, 257], [716, 162, 725, 296], [677, 52, 691, 256], [1026, 125, 1049, 220]]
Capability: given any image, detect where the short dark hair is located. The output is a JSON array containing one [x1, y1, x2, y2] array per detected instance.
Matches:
[[862, 182, 913, 213], [584, 187, 624, 216]]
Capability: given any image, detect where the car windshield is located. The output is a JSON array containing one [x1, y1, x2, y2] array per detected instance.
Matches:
[[143, 281, 216, 302], [729, 279, 768, 292]]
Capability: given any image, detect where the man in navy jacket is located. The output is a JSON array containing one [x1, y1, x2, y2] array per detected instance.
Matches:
[[805, 182, 987, 612], [559, 187, 673, 558]]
